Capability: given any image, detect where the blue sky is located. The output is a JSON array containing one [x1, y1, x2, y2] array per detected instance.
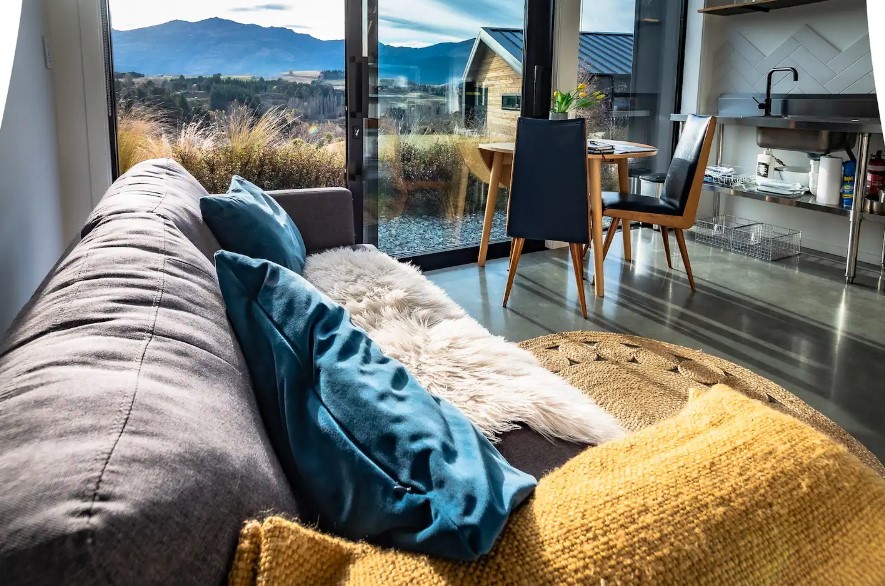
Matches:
[[110, 0, 635, 46]]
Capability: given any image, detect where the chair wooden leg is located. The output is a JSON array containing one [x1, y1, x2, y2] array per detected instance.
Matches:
[[602, 218, 620, 260], [660, 226, 673, 269], [583, 218, 592, 259], [622, 220, 633, 262], [569, 243, 588, 319], [674, 229, 696, 292], [503, 238, 526, 307], [616, 159, 632, 262]]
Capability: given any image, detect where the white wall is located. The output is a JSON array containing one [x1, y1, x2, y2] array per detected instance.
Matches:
[[688, 0, 885, 265], [0, 0, 64, 332]]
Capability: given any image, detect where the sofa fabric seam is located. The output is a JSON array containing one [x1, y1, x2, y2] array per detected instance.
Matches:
[[83, 210, 170, 586]]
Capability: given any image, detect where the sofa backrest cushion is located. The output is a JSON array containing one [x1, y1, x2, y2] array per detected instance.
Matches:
[[0, 159, 297, 585], [201, 175, 308, 274]]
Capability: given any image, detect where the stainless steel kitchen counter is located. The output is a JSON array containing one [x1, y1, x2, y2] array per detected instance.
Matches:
[[672, 108, 884, 281], [670, 113, 883, 134]]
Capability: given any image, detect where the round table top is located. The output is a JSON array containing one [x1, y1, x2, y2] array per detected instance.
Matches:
[[478, 140, 658, 160]]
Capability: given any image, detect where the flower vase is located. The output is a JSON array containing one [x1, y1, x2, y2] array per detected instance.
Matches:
[[549, 111, 568, 121]]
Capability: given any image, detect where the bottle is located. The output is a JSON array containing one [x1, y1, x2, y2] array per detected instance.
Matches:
[[757, 148, 775, 179], [866, 150, 885, 198], [808, 154, 820, 195], [841, 159, 856, 209]]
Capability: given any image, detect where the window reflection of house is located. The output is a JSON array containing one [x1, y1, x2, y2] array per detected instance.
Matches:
[[461, 27, 633, 138], [501, 94, 521, 111]]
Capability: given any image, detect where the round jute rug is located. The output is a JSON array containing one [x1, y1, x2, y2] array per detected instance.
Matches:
[[519, 331, 885, 477]]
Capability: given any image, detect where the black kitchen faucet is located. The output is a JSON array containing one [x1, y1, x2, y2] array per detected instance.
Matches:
[[758, 67, 799, 117]]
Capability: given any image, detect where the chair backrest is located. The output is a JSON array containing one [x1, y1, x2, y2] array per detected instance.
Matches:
[[507, 118, 590, 244], [661, 115, 716, 224]]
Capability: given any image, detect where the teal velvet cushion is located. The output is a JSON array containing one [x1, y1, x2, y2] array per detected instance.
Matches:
[[214, 251, 536, 561], [200, 176, 307, 274]]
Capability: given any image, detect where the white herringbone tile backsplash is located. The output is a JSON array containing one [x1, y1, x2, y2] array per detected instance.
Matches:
[[712, 25, 874, 96]]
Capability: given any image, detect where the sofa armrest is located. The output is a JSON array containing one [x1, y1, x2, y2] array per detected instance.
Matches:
[[268, 187, 355, 252]]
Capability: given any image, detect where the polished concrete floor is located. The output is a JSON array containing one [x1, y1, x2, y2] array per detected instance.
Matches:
[[427, 227, 885, 463]]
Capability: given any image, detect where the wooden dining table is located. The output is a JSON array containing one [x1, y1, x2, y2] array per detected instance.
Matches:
[[477, 140, 658, 298]]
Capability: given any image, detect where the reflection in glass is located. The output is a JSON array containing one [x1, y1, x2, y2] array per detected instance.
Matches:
[[575, 0, 686, 189], [374, 9, 525, 258]]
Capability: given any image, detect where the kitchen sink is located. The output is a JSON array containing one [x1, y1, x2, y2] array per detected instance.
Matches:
[[755, 116, 856, 154]]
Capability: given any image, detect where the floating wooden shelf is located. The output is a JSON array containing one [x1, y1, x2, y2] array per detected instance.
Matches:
[[699, 0, 831, 16]]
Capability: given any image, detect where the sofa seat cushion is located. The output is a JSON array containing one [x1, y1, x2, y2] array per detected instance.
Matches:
[[201, 176, 308, 273], [0, 160, 297, 585], [215, 251, 536, 561]]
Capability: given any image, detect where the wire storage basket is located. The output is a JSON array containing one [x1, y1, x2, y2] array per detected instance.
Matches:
[[693, 215, 801, 261]]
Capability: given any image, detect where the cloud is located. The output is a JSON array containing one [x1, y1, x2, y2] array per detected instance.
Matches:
[[284, 24, 314, 32], [112, 0, 634, 46], [230, 3, 289, 12], [378, 15, 465, 39]]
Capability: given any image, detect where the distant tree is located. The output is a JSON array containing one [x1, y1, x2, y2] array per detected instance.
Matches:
[[209, 83, 260, 111]]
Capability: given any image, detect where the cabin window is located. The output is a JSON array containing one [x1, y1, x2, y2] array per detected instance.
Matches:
[[501, 94, 521, 111]]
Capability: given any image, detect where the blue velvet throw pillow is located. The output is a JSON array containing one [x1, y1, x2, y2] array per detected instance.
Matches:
[[201, 176, 307, 274], [214, 251, 536, 561]]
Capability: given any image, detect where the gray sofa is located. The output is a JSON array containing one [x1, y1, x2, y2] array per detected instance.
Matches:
[[0, 159, 580, 585]]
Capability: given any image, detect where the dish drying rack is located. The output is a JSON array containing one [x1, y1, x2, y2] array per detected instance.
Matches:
[[704, 166, 755, 189], [705, 165, 807, 196]]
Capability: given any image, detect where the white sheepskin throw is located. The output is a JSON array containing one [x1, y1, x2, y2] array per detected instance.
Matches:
[[304, 247, 625, 445]]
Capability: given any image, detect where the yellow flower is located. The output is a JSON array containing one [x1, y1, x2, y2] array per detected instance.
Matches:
[[579, 92, 588, 98], [578, 83, 587, 91], [553, 90, 560, 98]]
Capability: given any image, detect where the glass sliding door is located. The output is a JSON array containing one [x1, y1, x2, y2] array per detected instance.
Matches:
[[363, 0, 528, 259], [106, 1, 347, 194], [104, 0, 551, 266], [575, 0, 687, 183]]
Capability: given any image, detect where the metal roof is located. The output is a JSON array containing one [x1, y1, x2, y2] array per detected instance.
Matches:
[[472, 27, 634, 78]]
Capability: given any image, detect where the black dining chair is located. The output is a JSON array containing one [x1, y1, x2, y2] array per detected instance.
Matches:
[[503, 117, 591, 318], [600, 114, 716, 291]]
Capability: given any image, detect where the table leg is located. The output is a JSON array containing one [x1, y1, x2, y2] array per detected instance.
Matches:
[[846, 133, 871, 283], [590, 159, 605, 298], [478, 152, 503, 267], [617, 160, 632, 262]]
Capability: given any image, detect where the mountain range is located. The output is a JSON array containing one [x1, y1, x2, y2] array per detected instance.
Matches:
[[111, 18, 475, 84]]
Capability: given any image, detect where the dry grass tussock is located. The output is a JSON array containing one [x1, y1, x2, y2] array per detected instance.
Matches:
[[116, 105, 345, 192]]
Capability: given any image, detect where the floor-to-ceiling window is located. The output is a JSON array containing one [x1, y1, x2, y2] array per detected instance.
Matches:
[[104, 0, 538, 264], [106, 1, 348, 195], [103, 1, 565, 267], [371, 2, 527, 258], [575, 0, 686, 184]]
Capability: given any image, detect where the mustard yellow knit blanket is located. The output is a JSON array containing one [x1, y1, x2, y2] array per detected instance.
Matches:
[[229, 386, 885, 585]]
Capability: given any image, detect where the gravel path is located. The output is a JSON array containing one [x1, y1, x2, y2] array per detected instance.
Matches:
[[378, 212, 612, 258], [378, 211, 507, 257]]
